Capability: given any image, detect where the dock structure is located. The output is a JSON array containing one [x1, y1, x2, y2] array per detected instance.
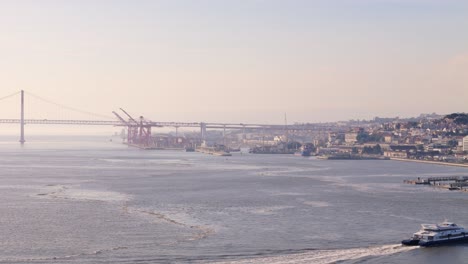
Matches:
[[449, 182, 468, 188], [427, 176, 468, 183], [404, 176, 468, 192], [403, 178, 429, 185]]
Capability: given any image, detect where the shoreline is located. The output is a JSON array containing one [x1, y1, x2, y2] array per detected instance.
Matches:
[[390, 158, 468, 168]]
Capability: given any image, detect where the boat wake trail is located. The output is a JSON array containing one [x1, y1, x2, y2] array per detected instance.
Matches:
[[213, 244, 417, 264]]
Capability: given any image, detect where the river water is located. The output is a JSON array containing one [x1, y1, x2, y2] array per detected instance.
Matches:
[[1, 136, 468, 263]]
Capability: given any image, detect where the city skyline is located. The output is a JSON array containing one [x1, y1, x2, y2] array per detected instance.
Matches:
[[0, 0, 467, 124]]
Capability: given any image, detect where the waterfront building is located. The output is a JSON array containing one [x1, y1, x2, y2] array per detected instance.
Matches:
[[384, 150, 408, 158], [463, 136, 468, 152], [383, 134, 393, 143], [345, 132, 358, 144]]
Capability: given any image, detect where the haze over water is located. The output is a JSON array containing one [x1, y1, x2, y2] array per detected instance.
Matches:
[[1, 136, 468, 263]]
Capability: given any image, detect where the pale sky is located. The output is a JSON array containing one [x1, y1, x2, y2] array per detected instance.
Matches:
[[0, 0, 467, 124]]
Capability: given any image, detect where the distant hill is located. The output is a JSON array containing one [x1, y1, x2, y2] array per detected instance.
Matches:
[[444, 113, 468, 125]]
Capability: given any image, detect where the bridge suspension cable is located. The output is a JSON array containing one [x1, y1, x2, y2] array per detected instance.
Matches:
[[24, 90, 114, 120], [0, 91, 20, 102]]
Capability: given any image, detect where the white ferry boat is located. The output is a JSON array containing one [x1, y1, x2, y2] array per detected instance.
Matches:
[[402, 221, 468, 247]]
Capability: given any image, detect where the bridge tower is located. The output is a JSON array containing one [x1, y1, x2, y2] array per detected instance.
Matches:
[[19, 90, 25, 144], [200, 122, 207, 140]]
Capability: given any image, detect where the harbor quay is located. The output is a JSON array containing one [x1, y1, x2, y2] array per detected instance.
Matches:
[[112, 113, 467, 164]]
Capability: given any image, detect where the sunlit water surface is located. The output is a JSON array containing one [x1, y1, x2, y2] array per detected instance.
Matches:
[[1, 136, 468, 263]]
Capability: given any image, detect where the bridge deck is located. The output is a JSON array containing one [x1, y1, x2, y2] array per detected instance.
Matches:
[[0, 119, 333, 130], [0, 119, 121, 126]]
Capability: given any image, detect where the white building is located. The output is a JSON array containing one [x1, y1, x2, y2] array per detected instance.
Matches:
[[344, 132, 358, 144], [463, 136, 468, 152]]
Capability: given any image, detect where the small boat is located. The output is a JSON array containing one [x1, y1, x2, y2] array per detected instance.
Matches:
[[213, 151, 232, 157], [402, 221, 468, 247], [294, 145, 313, 157], [294, 149, 312, 157], [184, 147, 195, 152]]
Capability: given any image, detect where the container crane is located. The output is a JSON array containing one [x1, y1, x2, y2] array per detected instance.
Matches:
[[113, 108, 153, 148]]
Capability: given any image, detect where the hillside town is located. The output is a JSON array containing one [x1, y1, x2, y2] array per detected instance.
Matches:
[[315, 113, 468, 164], [140, 113, 468, 165]]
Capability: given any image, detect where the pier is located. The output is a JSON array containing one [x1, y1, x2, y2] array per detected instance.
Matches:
[[404, 176, 468, 191]]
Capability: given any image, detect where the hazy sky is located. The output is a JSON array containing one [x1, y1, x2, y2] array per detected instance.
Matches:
[[0, 0, 467, 124]]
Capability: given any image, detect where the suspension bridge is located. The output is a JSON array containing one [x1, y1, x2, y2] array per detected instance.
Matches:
[[0, 90, 332, 148]]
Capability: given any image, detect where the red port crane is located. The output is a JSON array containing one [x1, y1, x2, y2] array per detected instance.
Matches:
[[112, 108, 155, 148]]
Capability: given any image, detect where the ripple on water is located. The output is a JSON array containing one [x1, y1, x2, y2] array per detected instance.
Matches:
[[37, 185, 131, 202], [227, 205, 295, 216], [301, 201, 330, 207], [123, 206, 216, 242]]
